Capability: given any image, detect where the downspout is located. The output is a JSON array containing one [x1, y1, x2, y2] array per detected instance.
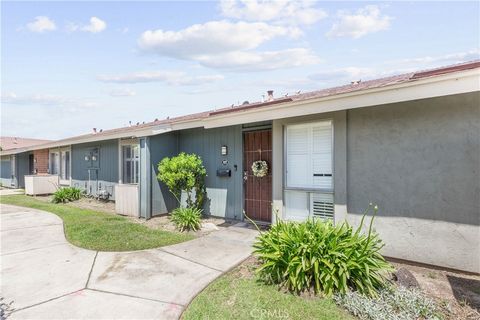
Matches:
[[139, 137, 152, 219]]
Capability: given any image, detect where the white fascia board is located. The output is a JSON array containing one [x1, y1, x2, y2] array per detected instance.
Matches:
[[203, 69, 479, 129], [170, 120, 206, 131], [0, 125, 172, 156]]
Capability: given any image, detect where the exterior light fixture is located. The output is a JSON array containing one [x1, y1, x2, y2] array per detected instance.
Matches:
[[221, 145, 228, 156], [91, 155, 97, 161], [84, 155, 90, 161]]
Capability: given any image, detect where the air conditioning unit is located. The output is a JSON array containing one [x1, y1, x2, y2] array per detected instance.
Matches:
[[284, 191, 334, 222], [310, 193, 334, 221]]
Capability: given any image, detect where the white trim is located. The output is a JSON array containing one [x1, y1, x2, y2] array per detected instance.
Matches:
[[0, 125, 171, 156], [200, 69, 479, 129], [118, 139, 122, 184], [119, 139, 140, 185], [49, 146, 71, 185], [1, 68, 478, 156]]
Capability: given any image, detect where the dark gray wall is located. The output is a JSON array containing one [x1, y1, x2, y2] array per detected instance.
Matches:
[[0, 156, 11, 179], [71, 139, 119, 198], [16, 152, 31, 188], [347, 92, 480, 225], [178, 126, 244, 220], [0, 155, 13, 187], [150, 133, 179, 215]]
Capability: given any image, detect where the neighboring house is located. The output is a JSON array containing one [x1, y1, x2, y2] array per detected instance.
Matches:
[[0, 137, 51, 188], [1, 61, 479, 273]]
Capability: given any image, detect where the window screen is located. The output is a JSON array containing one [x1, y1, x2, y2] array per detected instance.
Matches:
[[50, 152, 60, 175], [122, 145, 139, 184]]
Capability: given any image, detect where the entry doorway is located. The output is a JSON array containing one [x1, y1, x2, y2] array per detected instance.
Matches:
[[243, 129, 272, 223]]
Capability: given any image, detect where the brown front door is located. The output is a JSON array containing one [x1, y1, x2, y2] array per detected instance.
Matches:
[[243, 129, 272, 223]]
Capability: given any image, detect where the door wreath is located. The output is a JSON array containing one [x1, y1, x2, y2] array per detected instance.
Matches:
[[252, 160, 268, 177]]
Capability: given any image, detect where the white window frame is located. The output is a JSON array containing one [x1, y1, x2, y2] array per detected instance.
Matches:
[[284, 120, 334, 192], [10, 155, 16, 177], [119, 139, 140, 185], [283, 120, 334, 222], [49, 146, 71, 185]]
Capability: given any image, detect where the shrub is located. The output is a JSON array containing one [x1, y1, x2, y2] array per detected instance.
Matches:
[[157, 153, 207, 210], [170, 207, 202, 232], [253, 205, 392, 297], [64, 187, 82, 201], [52, 187, 82, 203], [333, 286, 441, 320]]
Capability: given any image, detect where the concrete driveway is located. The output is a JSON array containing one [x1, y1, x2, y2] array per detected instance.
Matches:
[[0, 204, 258, 319]]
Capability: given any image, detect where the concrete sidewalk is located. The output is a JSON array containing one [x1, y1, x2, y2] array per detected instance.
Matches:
[[0, 188, 24, 196], [0, 204, 258, 319]]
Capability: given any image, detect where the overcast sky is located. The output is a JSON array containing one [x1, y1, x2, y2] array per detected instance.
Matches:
[[2, 1, 479, 139]]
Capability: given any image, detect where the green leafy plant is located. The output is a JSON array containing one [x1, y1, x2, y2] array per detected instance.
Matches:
[[52, 187, 82, 203], [170, 207, 202, 232], [157, 152, 207, 210], [253, 204, 392, 297], [64, 187, 82, 201]]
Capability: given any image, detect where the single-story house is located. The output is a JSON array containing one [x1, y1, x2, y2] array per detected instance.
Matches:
[[1, 61, 479, 273], [0, 137, 51, 188]]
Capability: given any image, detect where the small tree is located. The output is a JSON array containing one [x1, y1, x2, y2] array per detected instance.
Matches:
[[157, 152, 207, 210]]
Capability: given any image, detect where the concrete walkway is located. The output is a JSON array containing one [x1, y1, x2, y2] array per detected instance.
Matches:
[[0, 188, 24, 196], [0, 204, 258, 319]]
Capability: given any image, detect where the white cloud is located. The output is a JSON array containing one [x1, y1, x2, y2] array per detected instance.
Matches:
[[220, 0, 327, 25], [138, 20, 318, 71], [26, 16, 56, 33], [397, 49, 480, 65], [67, 17, 106, 33], [327, 5, 391, 39], [1, 92, 99, 111], [108, 88, 136, 97], [197, 48, 320, 71], [309, 67, 376, 82], [97, 71, 224, 85], [308, 49, 480, 88], [82, 17, 106, 33], [138, 20, 300, 57]]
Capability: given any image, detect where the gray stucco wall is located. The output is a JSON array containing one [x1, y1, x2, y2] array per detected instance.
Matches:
[[71, 139, 119, 199], [345, 92, 480, 273], [178, 126, 244, 220], [347, 92, 480, 226], [271, 92, 479, 272], [150, 132, 179, 216]]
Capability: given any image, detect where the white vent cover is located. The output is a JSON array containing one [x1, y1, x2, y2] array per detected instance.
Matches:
[[310, 193, 334, 221]]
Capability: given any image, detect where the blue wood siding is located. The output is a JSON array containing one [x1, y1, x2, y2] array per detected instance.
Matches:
[[150, 132, 179, 215], [16, 152, 31, 188], [178, 126, 244, 220], [71, 139, 119, 199], [0, 155, 13, 187]]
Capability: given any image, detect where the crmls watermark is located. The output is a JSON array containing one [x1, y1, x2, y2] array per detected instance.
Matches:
[[249, 308, 290, 319]]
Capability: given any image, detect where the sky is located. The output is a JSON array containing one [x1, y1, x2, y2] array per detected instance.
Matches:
[[1, 1, 479, 140]]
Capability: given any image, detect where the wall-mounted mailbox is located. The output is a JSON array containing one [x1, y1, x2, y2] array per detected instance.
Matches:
[[216, 168, 231, 177]]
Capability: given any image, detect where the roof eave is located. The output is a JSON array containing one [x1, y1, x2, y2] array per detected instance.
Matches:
[[201, 68, 480, 129]]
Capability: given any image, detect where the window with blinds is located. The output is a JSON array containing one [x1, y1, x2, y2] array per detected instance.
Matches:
[[284, 120, 334, 222], [285, 120, 333, 190]]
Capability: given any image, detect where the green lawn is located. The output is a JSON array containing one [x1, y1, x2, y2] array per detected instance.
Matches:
[[182, 259, 353, 320], [0, 194, 194, 251]]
